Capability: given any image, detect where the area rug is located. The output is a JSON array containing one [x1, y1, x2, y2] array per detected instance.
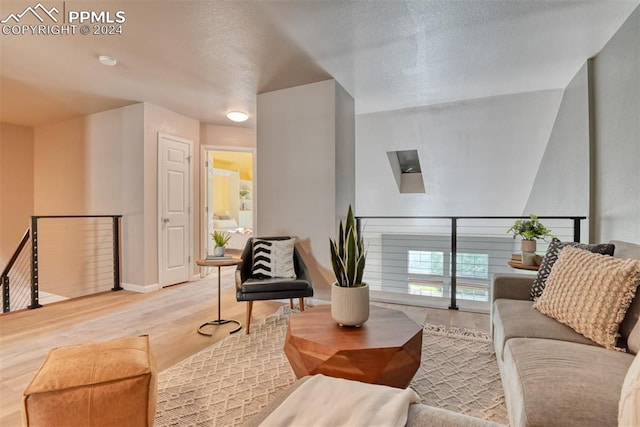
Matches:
[[155, 307, 508, 426]]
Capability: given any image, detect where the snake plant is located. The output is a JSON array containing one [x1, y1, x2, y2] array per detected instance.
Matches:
[[329, 205, 366, 287]]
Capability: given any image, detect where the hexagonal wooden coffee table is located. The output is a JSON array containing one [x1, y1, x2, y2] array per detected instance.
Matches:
[[284, 305, 422, 388]]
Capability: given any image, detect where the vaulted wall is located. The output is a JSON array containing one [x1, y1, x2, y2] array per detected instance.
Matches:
[[524, 6, 640, 243], [355, 90, 563, 217]]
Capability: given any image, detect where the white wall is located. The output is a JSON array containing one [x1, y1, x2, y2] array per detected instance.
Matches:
[[524, 63, 590, 223], [0, 123, 34, 268], [34, 104, 146, 285], [32, 103, 200, 289], [335, 81, 356, 226], [200, 123, 256, 148], [591, 6, 640, 243], [356, 90, 563, 217], [257, 79, 355, 300], [502, 6, 640, 245]]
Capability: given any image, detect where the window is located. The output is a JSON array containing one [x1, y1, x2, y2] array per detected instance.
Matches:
[[408, 250, 443, 275], [455, 253, 489, 278], [408, 250, 488, 278], [407, 250, 490, 301]]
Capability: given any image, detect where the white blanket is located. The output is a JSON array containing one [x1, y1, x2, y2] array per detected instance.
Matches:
[[259, 374, 420, 427]]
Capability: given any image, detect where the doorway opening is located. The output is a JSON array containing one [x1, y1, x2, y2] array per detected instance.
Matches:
[[203, 148, 254, 256]]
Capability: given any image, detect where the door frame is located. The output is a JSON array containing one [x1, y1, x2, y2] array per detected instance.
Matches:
[[158, 132, 194, 287], [200, 145, 256, 259]]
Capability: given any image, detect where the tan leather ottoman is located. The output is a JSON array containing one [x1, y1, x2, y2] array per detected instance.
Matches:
[[23, 335, 157, 427]]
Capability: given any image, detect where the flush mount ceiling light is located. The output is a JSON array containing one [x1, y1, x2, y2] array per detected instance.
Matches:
[[226, 111, 249, 122], [98, 55, 117, 66]]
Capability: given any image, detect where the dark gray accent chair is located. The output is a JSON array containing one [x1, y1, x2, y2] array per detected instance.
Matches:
[[236, 236, 313, 333]]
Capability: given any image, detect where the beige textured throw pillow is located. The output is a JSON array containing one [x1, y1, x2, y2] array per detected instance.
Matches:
[[533, 246, 640, 350]]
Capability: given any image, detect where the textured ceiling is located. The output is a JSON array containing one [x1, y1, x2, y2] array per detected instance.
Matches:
[[0, 0, 638, 128]]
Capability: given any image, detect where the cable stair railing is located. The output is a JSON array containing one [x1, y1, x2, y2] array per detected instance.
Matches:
[[1, 215, 123, 313], [1, 229, 32, 312]]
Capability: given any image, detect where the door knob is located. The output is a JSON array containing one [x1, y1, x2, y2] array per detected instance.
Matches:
[[163, 218, 170, 224]]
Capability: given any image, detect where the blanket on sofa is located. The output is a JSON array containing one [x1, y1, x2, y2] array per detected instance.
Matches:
[[258, 374, 420, 427]]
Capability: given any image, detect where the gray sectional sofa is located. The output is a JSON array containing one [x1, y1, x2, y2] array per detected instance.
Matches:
[[491, 241, 640, 427]]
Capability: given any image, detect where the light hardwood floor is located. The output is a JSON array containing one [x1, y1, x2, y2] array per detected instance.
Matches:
[[0, 269, 489, 426]]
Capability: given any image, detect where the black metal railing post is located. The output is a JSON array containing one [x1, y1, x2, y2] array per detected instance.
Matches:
[[29, 216, 42, 309], [449, 217, 458, 310], [112, 216, 122, 291], [2, 275, 9, 313], [573, 217, 581, 242]]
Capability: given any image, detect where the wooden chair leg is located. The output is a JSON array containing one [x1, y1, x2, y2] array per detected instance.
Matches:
[[299, 298, 305, 311], [245, 301, 253, 334], [290, 299, 294, 309]]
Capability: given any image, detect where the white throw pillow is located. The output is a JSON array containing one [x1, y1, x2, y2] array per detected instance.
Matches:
[[252, 238, 296, 279]]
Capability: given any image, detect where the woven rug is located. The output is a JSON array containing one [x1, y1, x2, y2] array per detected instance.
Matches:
[[155, 307, 508, 426]]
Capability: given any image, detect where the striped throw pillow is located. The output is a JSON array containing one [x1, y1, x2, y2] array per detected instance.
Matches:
[[252, 239, 296, 279]]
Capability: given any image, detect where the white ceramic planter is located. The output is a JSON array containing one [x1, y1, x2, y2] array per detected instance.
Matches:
[[331, 283, 370, 327], [213, 246, 225, 257]]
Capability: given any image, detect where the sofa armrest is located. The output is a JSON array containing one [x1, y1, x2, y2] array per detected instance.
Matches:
[[491, 273, 534, 303]]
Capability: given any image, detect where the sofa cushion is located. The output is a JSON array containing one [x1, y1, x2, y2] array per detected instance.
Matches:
[[501, 338, 633, 427], [530, 238, 615, 300], [533, 246, 640, 350], [241, 278, 310, 293], [619, 353, 640, 426], [492, 299, 597, 360]]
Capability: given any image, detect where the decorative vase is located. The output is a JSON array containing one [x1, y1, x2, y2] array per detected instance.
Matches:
[[521, 240, 537, 266], [331, 283, 370, 327], [213, 246, 225, 257]]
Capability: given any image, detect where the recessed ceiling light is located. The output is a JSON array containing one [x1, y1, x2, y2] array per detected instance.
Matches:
[[98, 55, 117, 66], [226, 111, 249, 122]]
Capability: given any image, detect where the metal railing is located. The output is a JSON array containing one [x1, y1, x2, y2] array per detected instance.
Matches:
[[356, 215, 586, 312], [1, 215, 122, 313], [1, 229, 31, 312]]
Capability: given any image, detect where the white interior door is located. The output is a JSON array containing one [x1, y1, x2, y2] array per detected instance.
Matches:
[[158, 133, 192, 287]]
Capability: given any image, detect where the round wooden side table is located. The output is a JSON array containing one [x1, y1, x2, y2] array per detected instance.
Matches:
[[196, 258, 243, 335]]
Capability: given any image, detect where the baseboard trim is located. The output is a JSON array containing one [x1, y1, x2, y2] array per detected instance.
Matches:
[[121, 282, 161, 293]]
